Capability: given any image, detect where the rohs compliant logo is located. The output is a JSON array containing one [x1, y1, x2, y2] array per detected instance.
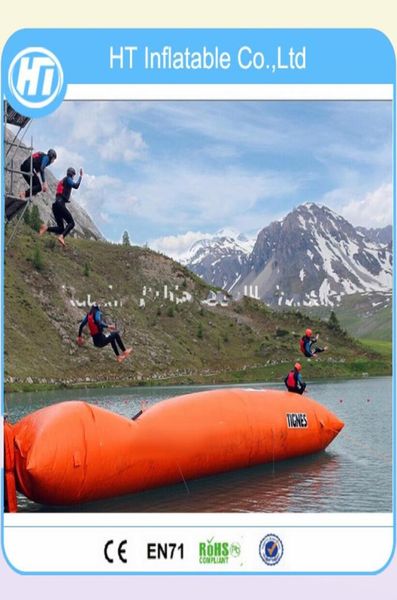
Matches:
[[199, 538, 241, 565]]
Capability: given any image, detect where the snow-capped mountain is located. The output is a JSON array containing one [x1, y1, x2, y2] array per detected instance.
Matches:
[[186, 203, 392, 308], [357, 225, 392, 246], [184, 228, 256, 291]]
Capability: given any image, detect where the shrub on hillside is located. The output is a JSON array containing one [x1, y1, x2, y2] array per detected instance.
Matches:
[[30, 205, 42, 232], [32, 244, 43, 271]]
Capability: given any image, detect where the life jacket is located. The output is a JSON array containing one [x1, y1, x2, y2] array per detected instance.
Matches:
[[32, 151, 45, 172], [21, 151, 45, 172], [87, 313, 101, 336], [286, 370, 297, 388], [300, 336, 312, 356], [56, 176, 72, 202]]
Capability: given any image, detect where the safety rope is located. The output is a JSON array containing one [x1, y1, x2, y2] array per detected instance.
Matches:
[[177, 463, 191, 495], [271, 427, 275, 474]]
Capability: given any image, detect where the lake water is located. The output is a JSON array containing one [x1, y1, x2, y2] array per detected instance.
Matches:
[[4, 377, 393, 513]]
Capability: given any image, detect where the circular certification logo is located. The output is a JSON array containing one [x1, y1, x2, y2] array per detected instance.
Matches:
[[259, 534, 284, 566], [8, 47, 64, 110]]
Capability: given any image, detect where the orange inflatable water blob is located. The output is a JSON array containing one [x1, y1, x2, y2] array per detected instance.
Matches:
[[9, 388, 344, 507]]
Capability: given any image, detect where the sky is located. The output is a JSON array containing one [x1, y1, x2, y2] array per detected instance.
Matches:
[[25, 100, 392, 260]]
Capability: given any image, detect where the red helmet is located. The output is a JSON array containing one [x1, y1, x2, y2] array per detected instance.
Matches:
[[305, 328, 312, 337], [294, 362, 302, 371]]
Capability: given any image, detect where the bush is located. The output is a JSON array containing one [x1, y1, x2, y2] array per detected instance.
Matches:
[[122, 231, 131, 245], [197, 322, 203, 339], [32, 244, 43, 271], [275, 328, 289, 337], [23, 206, 31, 225], [167, 305, 175, 317], [328, 310, 342, 331], [83, 262, 90, 277], [30, 205, 42, 232]]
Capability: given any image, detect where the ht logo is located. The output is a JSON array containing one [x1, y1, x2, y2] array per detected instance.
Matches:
[[8, 47, 64, 109]]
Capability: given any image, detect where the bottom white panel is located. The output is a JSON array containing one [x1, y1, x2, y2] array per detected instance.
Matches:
[[3, 521, 394, 574]]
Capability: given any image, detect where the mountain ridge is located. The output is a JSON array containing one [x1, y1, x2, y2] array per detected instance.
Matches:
[[186, 203, 392, 310]]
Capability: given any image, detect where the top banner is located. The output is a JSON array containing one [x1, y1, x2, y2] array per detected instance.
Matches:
[[1, 28, 396, 117]]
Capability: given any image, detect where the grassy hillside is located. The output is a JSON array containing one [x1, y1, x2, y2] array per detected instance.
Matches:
[[300, 292, 392, 341], [334, 293, 392, 341], [357, 338, 392, 358], [4, 225, 391, 391]]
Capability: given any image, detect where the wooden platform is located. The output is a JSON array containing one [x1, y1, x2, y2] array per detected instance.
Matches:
[[4, 102, 30, 128]]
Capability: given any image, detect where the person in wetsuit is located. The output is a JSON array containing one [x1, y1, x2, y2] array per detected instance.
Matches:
[[20, 149, 57, 198], [40, 167, 83, 247], [284, 362, 306, 395], [77, 303, 132, 362], [300, 328, 327, 358]]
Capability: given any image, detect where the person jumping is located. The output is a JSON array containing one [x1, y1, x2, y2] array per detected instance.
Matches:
[[77, 303, 132, 362], [40, 167, 83, 247], [20, 148, 57, 199], [300, 328, 327, 358], [284, 362, 306, 395]]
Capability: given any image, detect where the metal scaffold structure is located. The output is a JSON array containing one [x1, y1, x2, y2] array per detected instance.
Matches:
[[4, 101, 33, 246]]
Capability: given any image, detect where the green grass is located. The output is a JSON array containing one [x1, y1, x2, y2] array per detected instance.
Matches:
[[302, 293, 392, 341], [358, 338, 392, 358]]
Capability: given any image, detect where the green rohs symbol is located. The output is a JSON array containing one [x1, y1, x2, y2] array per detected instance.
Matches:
[[199, 538, 241, 565]]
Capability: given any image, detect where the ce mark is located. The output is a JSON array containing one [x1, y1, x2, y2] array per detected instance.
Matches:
[[104, 539, 128, 564]]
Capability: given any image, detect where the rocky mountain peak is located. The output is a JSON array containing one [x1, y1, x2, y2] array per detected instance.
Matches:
[[186, 203, 392, 308]]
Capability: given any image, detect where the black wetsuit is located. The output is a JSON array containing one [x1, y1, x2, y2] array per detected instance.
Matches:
[[92, 331, 126, 356], [79, 310, 126, 356], [20, 152, 50, 197], [47, 175, 81, 238]]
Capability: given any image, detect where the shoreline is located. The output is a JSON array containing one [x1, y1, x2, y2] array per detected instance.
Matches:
[[4, 362, 392, 394]]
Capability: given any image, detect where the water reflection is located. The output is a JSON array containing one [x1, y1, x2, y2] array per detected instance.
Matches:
[[17, 451, 343, 513]]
